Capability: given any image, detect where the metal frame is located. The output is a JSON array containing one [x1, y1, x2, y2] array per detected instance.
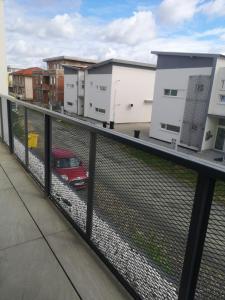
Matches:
[[0, 97, 4, 141], [7, 99, 14, 153], [44, 114, 52, 196], [86, 131, 97, 238], [1, 94, 224, 300]]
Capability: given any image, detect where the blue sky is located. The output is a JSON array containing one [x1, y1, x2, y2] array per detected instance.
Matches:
[[4, 0, 225, 67]]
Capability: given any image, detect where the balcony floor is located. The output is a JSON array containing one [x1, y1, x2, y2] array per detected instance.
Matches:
[[0, 142, 132, 300]]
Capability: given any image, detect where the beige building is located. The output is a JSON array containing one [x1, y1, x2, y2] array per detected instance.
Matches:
[[12, 67, 42, 101]]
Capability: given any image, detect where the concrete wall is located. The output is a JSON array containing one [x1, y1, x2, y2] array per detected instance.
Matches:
[[84, 72, 112, 122], [64, 71, 78, 113], [150, 67, 212, 143], [0, 0, 9, 143], [0, 0, 7, 95], [111, 65, 155, 123], [208, 58, 225, 117], [25, 77, 33, 100]]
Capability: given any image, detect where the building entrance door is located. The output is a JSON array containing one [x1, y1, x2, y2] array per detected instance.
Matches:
[[215, 127, 225, 150]]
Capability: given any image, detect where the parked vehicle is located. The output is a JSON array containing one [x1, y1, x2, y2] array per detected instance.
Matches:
[[52, 148, 88, 189]]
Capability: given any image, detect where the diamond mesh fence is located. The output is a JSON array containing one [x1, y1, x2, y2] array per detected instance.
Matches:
[[50, 119, 89, 232], [195, 180, 225, 299], [4, 99, 225, 300], [11, 103, 26, 163], [91, 135, 197, 299], [27, 109, 45, 186]]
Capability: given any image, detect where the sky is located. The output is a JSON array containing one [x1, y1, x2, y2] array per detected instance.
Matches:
[[4, 0, 225, 68]]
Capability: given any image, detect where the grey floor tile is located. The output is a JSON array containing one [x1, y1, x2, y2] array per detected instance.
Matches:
[[47, 229, 132, 300], [0, 238, 80, 300], [18, 192, 71, 236], [0, 166, 12, 190], [0, 188, 41, 250]]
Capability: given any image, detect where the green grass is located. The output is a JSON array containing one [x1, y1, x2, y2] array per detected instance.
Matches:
[[133, 229, 172, 274], [121, 145, 225, 205]]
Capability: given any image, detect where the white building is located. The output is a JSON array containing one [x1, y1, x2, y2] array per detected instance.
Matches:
[[150, 51, 225, 152], [84, 59, 156, 123], [63, 65, 85, 115]]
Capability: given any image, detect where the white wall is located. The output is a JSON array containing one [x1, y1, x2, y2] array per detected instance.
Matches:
[[25, 77, 33, 100], [0, 0, 9, 143], [150, 67, 212, 143], [208, 58, 225, 116], [0, 0, 7, 95], [110, 65, 155, 123], [201, 116, 218, 151], [84, 73, 112, 122], [64, 72, 78, 113]]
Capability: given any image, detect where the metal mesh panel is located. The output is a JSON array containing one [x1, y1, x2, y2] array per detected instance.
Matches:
[[195, 180, 225, 299], [91, 135, 197, 299], [51, 119, 89, 232], [11, 103, 26, 163], [27, 109, 45, 186]]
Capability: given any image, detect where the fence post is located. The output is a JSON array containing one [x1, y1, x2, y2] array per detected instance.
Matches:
[[0, 97, 4, 142], [44, 114, 52, 196], [86, 131, 97, 238], [24, 107, 28, 167], [7, 99, 13, 153], [178, 173, 215, 300]]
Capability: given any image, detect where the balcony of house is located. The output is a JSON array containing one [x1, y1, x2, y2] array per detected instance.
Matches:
[[0, 131, 131, 300], [0, 94, 225, 300]]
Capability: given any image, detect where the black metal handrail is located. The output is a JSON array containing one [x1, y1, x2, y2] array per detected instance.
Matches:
[[0, 93, 224, 300]]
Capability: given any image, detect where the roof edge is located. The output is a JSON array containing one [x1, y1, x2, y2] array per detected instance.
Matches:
[[87, 58, 156, 70], [151, 51, 225, 59]]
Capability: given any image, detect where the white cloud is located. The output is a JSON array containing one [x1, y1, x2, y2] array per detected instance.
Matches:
[[103, 11, 156, 45], [158, 0, 200, 25], [200, 0, 225, 16]]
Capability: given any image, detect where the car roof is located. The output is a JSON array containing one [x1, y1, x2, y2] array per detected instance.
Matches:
[[52, 148, 76, 159]]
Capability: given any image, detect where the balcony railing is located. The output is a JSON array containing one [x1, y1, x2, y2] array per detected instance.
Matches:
[[0, 94, 225, 300]]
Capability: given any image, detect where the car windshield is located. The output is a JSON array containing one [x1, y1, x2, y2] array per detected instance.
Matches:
[[56, 157, 80, 168]]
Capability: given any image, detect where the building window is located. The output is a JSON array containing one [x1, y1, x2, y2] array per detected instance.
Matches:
[[161, 123, 180, 133], [90, 81, 93, 86], [220, 95, 225, 103], [99, 85, 107, 91], [67, 102, 73, 106], [196, 84, 204, 92], [164, 89, 178, 96], [66, 84, 75, 88], [221, 80, 225, 90], [90, 103, 92, 107], [219, 118, 225, 126], [82, 81, 85, 89], [95, 107, 106, 113]]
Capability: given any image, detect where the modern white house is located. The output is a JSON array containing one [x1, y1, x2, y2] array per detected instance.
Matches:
[[150, 51, 225, 152], [63, 65, 85, 115], [84, 59, 156, 123]]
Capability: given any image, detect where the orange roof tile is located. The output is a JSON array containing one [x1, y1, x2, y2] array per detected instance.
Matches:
[[12, 67, 43, 76]]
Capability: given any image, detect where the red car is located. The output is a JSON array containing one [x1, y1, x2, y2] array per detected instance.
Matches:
[[52, 148, 88, 189]]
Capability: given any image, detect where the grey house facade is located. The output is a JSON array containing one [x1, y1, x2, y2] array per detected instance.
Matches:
[[150, 51, 225, 152]]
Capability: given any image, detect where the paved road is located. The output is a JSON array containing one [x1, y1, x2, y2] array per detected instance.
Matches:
[[16, 109, 225, 298]]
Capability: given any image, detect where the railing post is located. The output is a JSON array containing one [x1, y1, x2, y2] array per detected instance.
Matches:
[[0, 97, 4, 142], [7, 99, 13, 153], [44, 114, 52, 196], [86, 131, 97, 238], [24, 107, 29, 167], [178, 173, 215, 300]]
